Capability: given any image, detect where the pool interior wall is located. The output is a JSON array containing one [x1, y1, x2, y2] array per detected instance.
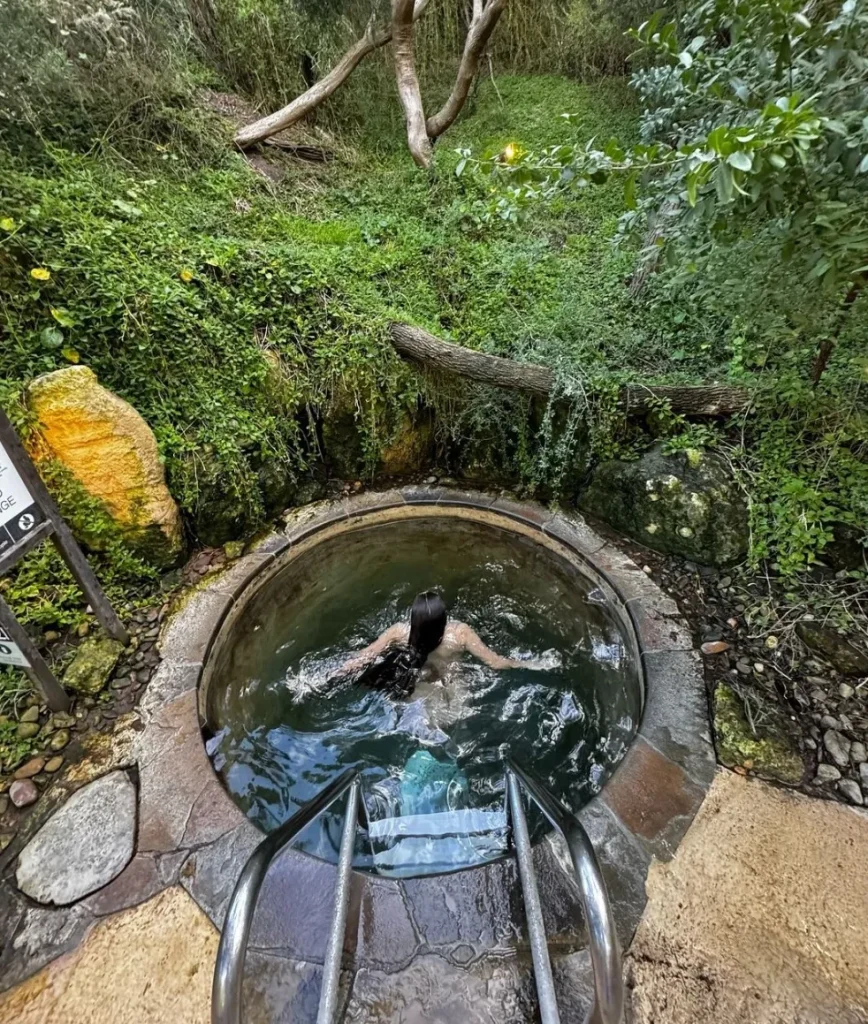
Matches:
[[201, 506, 644, 878]]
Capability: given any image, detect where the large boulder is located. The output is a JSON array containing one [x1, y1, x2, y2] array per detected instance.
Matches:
[[579, 446, 748, 566], [28, 367, 184, 567]]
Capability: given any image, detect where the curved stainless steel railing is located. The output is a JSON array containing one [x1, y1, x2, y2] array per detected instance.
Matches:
[[507, 760, 624, 1024], [211, 768, 361, 1024], [212, 761, 623, 1024]]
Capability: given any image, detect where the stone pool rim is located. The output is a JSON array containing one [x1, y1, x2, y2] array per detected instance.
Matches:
[[147, 485, 715, 965]]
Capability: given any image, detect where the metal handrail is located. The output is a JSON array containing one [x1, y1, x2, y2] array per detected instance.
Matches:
[[211, 769, 360, 1024], [507, 761, 624, 1024]]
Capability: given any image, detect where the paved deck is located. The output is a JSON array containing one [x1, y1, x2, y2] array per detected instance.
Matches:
[[3, 770, 867, 1023]]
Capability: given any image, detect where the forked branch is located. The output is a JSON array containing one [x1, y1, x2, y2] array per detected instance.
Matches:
[[392, 0, 433, 167], [426, 0, 509, 140], [234, 0, 434, 150]]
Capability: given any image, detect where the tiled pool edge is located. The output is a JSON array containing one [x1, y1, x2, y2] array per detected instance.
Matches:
[[0, 487, 715, 1010], [171, 489, 714, 955]]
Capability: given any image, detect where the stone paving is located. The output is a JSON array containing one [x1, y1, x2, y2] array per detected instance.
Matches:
[[2, 489, 862, 1023]]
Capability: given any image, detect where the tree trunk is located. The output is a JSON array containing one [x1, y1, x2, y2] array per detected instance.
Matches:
[[392, 0, 433, 168], [426, 0, 509, 140], [811, 275, 864, 385], [234, 0, 434, 150], [389, 322, 750, 415]]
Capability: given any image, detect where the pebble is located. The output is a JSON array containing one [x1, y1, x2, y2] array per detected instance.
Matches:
[[0, 833, 12, 852], [424, 476, 437, 485], [839, 683, 855, 700], [839, 713, 854, 732], [838, 779, 863, 805], [736, 659, 752, 675], [642, 565, 653, 575], [805, 738, 817, 750], [9, 779, 38, 808], [719, 576, 732, 588], [815, 763, 841, 783], [111, 676, 131, 690], [810, 689, 827, 704], [43, 756, 64, 774], [754, 662, 765, 673], [20, 706, 40, 723], [701, 641, 730, 656], [860, 763, 868, 788], [16, 722, 40, 740], [850, 741, 866, 765], [14, 757, 46, 780], [823, 729, 852, 768], [0, 795, 7, 815], [727, 617, 738, 629], [146, 608, 159, 623], [77, 622, 90, 637], [806, 676, 828, 688], [49, 729, 70, 752], [820, 715, 840, 730], [43, 630, 60, 642]]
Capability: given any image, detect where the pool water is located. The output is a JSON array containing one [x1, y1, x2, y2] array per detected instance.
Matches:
[[205, 515, 642, 877]]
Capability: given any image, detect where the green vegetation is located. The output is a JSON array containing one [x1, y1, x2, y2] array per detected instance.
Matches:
[[0, 0, 865, 721]]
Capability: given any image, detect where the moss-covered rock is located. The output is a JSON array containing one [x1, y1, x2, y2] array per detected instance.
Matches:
[[713, 684, 804, 785], [63, 637, 124, 695], [379, 413, 434, 476], [27, 366, 184, 568], [796, 621, 868, 676], [321, 401, 433, 480], [578, 445, 748, 565]]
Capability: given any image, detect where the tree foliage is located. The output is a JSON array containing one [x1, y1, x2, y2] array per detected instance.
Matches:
[[466, 0, 868, 297]]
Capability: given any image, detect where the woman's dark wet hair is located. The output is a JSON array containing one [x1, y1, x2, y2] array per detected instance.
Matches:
[[352, 591, 447, 698], [409, 591, 447, 663]]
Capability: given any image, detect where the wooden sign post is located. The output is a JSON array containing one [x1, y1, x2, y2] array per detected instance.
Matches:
[[0, 406, 129, 712]]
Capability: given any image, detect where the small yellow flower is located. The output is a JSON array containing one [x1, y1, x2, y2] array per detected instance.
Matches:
[[0, 218, 15, 232], [31, 267, 51, 281], [179, 268, 194, 283]]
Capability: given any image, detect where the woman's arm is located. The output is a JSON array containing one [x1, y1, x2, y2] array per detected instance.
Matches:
[[455, 623, 526, 670], [333, 622, 408, 679]]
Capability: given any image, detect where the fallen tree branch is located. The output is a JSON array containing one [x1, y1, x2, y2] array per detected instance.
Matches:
[[234, 0, 434, 150], [388, 322, 750, 415], [426, 0, 509, 140], [393, 0, 433, 168]]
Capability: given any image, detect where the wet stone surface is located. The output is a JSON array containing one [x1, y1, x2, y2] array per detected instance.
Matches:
[[16, 771, 136, 906]]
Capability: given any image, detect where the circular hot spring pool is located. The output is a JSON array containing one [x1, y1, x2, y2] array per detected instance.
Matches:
[[202, 507, 643, 878]]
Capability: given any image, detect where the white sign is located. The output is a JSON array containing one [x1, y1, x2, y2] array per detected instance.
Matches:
[[0, 441, 44, 558], [0, 625, 30, 668]]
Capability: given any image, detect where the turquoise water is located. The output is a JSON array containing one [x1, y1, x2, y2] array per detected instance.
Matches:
[[205, 516, 641, 876]]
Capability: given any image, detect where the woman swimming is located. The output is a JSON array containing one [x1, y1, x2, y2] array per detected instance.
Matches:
[[336, 591, 540, 698]]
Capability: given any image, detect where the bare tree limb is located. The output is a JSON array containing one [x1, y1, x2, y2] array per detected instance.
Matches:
[[392, 0, 433, 168], [426, 0, 509, 140], [389, 322, 750, 415], [234, 0, 434, 150]]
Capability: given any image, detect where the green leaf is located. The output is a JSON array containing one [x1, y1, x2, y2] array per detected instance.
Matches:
[[858, 154, 868, 174], [714, 163, 734, 203], [678, 50, 694, 68], [624, 171, 637, 210], [50, 307, 75, 327], [727, 151, 753, 172], [40, 326, 63, 349]]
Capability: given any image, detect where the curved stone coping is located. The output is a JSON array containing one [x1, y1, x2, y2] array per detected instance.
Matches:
[[48, 487, 713, 993]]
